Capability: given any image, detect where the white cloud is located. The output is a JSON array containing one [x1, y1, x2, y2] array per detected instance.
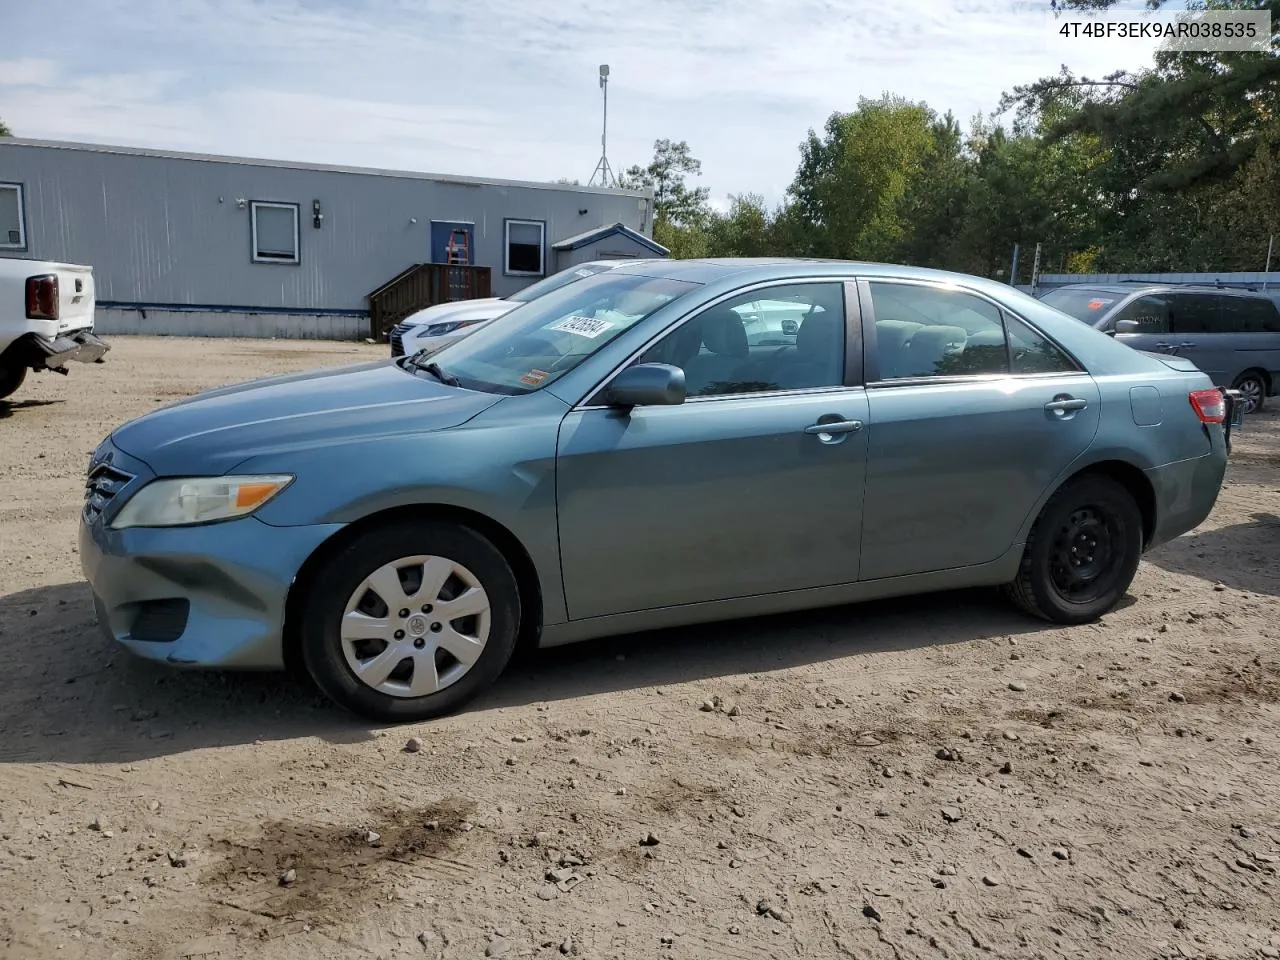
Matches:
[[0, 0, 1166, 207]]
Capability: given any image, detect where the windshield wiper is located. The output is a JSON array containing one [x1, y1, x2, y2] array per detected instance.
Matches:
[[419, 360, 460, 387]]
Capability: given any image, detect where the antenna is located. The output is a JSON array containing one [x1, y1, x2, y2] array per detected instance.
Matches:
[[588, 64, 616, 188]]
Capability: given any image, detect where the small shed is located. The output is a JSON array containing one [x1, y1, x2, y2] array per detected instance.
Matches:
[[551, 222, 669, 270]]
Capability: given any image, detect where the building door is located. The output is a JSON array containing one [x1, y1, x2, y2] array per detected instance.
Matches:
[[430, 221, 474, 265]]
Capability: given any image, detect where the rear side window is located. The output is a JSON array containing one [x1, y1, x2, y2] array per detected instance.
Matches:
[[1219, 296, 1280, 333], [1169, 294, 1220, 334], [1110, 294, 1171, 334], [1005, 314, 1078, 374]]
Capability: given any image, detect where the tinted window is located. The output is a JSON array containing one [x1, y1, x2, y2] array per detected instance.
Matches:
[[1006, 314, 1078, 374], [638, 283, 845, 397], [1040, 288, 1123, 323], [869, 282, 1007, 379], [1169, 294, 1221, 334], [424, 272, 697, 395], [1110, 294, 1171, 334], [1219, 295, 1280, 333]]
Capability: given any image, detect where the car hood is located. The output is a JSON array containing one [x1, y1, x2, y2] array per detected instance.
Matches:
[[401, 298, 511, 327], [110, 360, 502, 476]]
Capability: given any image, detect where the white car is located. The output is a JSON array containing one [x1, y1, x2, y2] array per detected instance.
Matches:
[[390, 260, 654, 358], [0, 257, 108, 399]]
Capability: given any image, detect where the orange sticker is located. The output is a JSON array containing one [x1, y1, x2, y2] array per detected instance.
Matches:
[[519, 368, 550, 386]]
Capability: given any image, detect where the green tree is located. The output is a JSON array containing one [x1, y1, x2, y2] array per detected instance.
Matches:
[[0, 118, 11, 137], [619, 139, 711, 229], [786, 95, 941, 261]]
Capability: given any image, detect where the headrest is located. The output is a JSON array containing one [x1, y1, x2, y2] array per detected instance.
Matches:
[[700, 308, 748, 358], [796, 309, 839, 357]]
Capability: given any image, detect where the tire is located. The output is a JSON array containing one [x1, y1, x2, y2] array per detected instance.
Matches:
[[0, 363, 27, 401], [299, 521, 521, 722], [1231, 370, 1267, 415], [1004, 474, 1143, 625]]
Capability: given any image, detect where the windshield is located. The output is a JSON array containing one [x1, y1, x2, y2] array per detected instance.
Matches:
[[423, 271, 698, 395], [1040, 288, 1122, 323], [506, 263, 620, 303]]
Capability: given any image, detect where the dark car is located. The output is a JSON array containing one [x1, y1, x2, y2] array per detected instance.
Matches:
[[1039, 282, 1280, 414]]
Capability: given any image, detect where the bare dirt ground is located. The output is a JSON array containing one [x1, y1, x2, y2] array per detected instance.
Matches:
[[2, 336, 1279, 960]]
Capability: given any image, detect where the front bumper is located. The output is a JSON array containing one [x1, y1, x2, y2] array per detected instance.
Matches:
[[79, 510, 343, 670]]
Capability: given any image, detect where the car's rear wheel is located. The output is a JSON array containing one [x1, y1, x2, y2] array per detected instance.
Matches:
[[300, 521, 520, 722], [1231, 370, 1267, 414], [1004, 474, 1143, 625], [0, 363, 27, 400]]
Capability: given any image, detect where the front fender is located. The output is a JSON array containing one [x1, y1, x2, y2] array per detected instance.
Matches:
[[244, 392, 570, 624]]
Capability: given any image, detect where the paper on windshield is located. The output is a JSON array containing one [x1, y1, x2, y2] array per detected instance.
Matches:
[[546, 315, 614, 339]]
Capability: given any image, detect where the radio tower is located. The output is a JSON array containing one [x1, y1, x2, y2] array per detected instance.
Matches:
[[588, 64, 617, 188]]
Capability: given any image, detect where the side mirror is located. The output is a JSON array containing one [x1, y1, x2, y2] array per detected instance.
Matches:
[[605, 363, 686, 408], [1112, 319, 1141, 335]]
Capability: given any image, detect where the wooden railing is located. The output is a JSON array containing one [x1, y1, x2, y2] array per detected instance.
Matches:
[[367, 264, 493, 340]]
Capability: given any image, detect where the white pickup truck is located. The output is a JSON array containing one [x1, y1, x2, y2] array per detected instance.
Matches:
[[0, 258, 109, 399]]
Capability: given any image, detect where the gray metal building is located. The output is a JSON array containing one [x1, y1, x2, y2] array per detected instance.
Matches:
[[0, 138, 657, 339]]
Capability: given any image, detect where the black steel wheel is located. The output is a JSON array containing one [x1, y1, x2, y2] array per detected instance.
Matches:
[[1005, 474, 1143, 624]]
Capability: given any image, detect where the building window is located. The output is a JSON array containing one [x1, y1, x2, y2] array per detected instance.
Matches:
[[251, 201, 300, 264], [0, 183, 26, 250], [504, 219, 545, 276]]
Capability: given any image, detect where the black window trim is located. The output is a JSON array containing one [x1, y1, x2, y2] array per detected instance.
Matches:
[[504, 217, 547, 277], [0, 181, 28, 251], [856, 277, 1086, 388], [250, 200, 301, 266], [573, 277, 865, 411]]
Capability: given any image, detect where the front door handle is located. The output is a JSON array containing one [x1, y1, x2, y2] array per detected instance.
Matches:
[[1178, 341, 1197, 348], [1045, 397, 1088, 414], [804, 419, 863, 436], [1153, 341, 1174, 352]]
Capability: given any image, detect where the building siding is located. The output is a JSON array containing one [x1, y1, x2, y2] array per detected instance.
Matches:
[[0, 140, 653, 336]]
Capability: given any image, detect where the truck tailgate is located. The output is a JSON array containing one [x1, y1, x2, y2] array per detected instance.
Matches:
[[50, 263, 96, 333]]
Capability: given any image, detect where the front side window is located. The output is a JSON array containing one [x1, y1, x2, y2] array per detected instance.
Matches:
[[869, 282, 1008, 379], [636, 283, 846, 397], [1110, 294, 1171, 334], [423, 271, 697, 395], [0, 182, 25, 249], [251, 201, 300, 264], [505, 219, 545, 276]]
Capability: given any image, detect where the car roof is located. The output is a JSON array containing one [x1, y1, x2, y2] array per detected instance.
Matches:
[[609, 257, 1033, 294], [1047, 281, 1274, 300]]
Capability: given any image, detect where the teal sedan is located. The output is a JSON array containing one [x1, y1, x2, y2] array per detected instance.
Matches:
[[80, 259, 1233, 721]]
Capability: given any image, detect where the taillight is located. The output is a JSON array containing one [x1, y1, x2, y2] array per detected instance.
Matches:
[[1189, 388, 1225, 424], [25, 274, 59, 321]]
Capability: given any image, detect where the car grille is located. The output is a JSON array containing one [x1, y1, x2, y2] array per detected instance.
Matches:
[[389, 323, 412, 357], [83, 463, 135, 525]]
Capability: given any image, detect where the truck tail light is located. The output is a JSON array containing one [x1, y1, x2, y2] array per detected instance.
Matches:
[[1188, 388, 1226, 424], [26, 274, 59, 321]]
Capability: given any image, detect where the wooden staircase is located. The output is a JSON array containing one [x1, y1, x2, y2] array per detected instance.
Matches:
[[367, 263, 492, 340]]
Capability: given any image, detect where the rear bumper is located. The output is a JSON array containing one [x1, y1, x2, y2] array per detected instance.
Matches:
[[36, 329, 110, 369], [1145, 436, 1228, 550]]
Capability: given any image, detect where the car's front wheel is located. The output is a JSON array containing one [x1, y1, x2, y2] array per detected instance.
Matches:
[[300, 521, 521, 722], [1004, 474, 1143, 625]]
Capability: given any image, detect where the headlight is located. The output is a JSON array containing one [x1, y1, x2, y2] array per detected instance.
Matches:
[[425, 319, 485, 337], [110, 475, 294, 529]]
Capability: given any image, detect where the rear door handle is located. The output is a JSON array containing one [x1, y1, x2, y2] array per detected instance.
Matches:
[[1153, 341, 1174, 351], [1045, 397, 1088, 414], [1179, 341, 1197, 348], [804, 419, 862, 435]]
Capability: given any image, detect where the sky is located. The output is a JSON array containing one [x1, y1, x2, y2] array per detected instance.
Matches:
[[0, 0, 1170, 210]]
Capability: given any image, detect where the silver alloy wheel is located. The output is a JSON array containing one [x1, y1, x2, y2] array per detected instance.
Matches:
[[340, 555, 491, 698], [1235, 376, 1263, 414]]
